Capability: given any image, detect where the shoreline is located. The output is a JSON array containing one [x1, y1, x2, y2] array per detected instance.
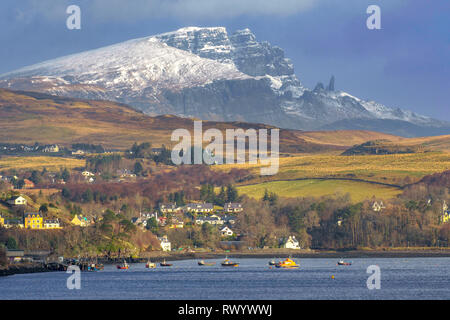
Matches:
[[1, 249, 449, 277]]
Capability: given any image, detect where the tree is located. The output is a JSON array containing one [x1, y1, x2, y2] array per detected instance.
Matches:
[[146, 217, 159, 233], [226, 185, 239, 203], [61, 168, 70, 182], [39, 204, 49, 214], [14, 179, 25, 189], [62, 187, 71, 199], [82, 189, 94, 203], [134, 161, 143, 176], [30, 170, 41, 185], [6, 237, 18, 250], [216, 186, 227, 206]]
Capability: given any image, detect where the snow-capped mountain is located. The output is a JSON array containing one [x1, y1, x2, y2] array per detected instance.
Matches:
[[0, 26, 448, 137]]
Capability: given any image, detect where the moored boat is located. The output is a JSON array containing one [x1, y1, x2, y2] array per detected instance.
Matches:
[[337, 259, 352, 266], [198, 260, 216, 266], [117, 260, 129, 270], [221, 257, 239, 267], [146, 260, 156, 268], [160, 259, 172, 267], [275, 257, 299, 269]]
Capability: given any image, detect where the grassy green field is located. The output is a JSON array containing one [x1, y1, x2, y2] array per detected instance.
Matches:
[[216, 152, 450, 186], [237, 179, 403, 203], [0, 156, 84, 171]]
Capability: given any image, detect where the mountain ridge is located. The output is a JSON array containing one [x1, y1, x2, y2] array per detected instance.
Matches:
[[1, 26, 448, 137]]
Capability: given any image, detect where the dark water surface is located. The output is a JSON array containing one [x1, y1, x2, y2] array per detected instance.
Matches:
[[0, 258, 449, 300]]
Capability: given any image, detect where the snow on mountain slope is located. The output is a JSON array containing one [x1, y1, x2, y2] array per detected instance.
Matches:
[[0, 35, 248, 99], [0, 26, 447, 136]]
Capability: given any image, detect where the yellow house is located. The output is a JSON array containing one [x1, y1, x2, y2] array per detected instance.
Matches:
[[24, 212, 43, 229], [0, 215, 4, 226], [71, 215, 90, 227]]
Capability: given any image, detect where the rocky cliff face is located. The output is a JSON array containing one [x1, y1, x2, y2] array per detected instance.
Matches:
[[0, 26, 448, 137]]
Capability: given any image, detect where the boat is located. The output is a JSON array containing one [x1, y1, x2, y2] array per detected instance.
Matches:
[[221, 257, 239, 267], [268, 259, 277, 266], [337, 259, 352, 266], [160, 259, 172, 267], [116, 260, 129, 270], [145, 260, 156, 268], [87, 263, 104, 271], [198, 260, 216, 266], [275, 257, 299, 269]]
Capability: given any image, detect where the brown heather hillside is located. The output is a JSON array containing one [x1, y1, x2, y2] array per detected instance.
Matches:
[[0, 88, 448, 153], [0, 88, 330, 152]]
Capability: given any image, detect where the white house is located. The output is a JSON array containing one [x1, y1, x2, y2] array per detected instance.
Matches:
[[43, 219, 61, 229], [224, 203, 243, 213], [185, 203, 214, 213], [158, 235, 171, 252], [7, 195, 27, 206], [220, 226, 234, 237], [195, 214, 223, 225], [42, 144, 59, 153], [82, 171, 95, 177], [159, 203, 181, 214], [283, 236, 301, 250], [72, 150, 85, 155]]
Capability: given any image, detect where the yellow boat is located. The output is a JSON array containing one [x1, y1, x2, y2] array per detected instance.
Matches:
[[275, 258, 299, 269], [146, 260, 156, 268]]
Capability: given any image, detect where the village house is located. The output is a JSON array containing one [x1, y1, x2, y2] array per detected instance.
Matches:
[[24, 212, 43, 229], [117, 169, 136, 178], [3, 219, 24, 229], [42, 144, 60, 153], [140, 212, 157, 220], [372, 201, 386, 212], [441, 201, 449, 224], [70, 215, 90, 227], [224, 202, 243, 213], [43, 219, 62, 229], [151, 147, 164, 154], [82, 171, 95, 177], [220, 226, 234, 237], [159, 203, 181, 214], [281, 235, 301, 250], [131, 216, 147, 228], [185, 203, 214, 214], [5, 249, 24, 263], [72, 150, 85, 156], [195, 214, 223, 225], [7, 195, 27, 206], [168, 216, 184, 229], [158, 216, 167, 226], [23, 179, 35, 189], [158, 235, 171, 252]]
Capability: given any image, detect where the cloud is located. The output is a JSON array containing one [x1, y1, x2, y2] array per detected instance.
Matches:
[[5, 0, 318, 24]]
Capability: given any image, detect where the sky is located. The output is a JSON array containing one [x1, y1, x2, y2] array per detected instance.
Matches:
[[1, 0, 449, 120]]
